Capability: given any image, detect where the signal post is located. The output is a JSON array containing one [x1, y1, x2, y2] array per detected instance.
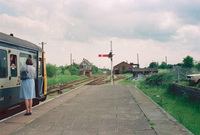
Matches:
[[98, 41, 113, 85]]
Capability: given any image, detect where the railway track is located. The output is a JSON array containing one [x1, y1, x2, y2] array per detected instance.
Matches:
[[47, 75, 104, 95], [47, 75, 126, 94], [86, 75, 126, 85]]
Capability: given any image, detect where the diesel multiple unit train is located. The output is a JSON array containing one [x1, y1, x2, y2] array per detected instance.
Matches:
[[0, 32, 47, 116]]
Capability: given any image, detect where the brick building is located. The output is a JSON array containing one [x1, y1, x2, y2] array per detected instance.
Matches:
[[113, 61, 133, 74]]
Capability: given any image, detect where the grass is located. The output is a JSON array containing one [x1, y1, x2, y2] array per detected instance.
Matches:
[[178, 81, 200, 88], [178, 81, 190, 86], [115, 113, 118, 118], [135, 79, 200, 135], [45, 75, 88, 101], [119, 75, 135, 85], [101, 118, 103, 124], [47, 75, 87, 87], [149, 120, 155, 129], [116, 106, 118, 111]]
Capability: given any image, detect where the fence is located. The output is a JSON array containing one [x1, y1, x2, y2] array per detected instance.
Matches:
[[169, 67, 200, 83]]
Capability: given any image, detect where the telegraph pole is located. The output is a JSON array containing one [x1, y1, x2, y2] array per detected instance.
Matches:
[[70, 53, 72, 65], [70, 53, 72, 74], [40, 42, 46, 50]]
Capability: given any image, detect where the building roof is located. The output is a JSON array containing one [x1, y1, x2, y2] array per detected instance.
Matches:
[[0, 32, 42, 51], [79, 58, 92, 71], [114, 61, 132, 68], [80, 58, 92, 66]]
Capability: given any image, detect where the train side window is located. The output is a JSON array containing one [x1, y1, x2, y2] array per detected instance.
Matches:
[[19, 53, 38, 78], [0, 49, 7, 78], [10, 54, 17, 77], [19, 53, 32, 69]]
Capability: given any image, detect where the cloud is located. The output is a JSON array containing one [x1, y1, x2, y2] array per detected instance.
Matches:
[[172, 24, 200, 52], [0, 0, 200, 68], [1, 0, 197, 43], [0, 14, 49, 42]]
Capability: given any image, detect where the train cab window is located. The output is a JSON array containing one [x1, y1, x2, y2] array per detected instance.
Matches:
[[32, 54, 37, 78], [33, 54, 37, 68], [38, 58, 42, 76], [10, 54, 17, 77], [0, 49, 7, 78]]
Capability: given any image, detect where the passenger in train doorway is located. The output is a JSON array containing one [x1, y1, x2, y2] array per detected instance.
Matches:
[[10, 54, 15, 67], [20, 58, 36, 116]]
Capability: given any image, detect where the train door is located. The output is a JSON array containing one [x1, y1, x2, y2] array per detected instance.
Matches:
[[7, 49, 23, 106], [36, 51, 44, 98], [0, 47, 10, 109], [8, 49, 20, 87], [0, 48, 8, 88]]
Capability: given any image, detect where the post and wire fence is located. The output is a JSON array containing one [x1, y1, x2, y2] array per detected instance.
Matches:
[[169, 67, 198, 83]]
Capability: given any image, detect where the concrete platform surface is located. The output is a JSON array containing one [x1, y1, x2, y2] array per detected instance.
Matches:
[[0, 85, 193, 135]]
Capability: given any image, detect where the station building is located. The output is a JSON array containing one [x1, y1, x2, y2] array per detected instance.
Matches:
[[113, 61, 158, 76], [79, 58, 92, 77], [113, 61, 133, 74]]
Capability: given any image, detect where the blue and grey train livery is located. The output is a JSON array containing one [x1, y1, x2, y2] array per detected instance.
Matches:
[[0, 32, 47, 114]]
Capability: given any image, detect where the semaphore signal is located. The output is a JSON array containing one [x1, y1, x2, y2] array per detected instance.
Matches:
[[98, 54, 109, 57], [98, 41, 113, 85]]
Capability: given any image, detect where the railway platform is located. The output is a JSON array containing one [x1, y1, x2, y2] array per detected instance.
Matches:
[[0, 85, 192, 135]]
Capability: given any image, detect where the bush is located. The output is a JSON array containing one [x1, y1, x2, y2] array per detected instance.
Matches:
[[145, 71, 171, 86], [64, 69, 71, 75], [196, 83, 200, 88]]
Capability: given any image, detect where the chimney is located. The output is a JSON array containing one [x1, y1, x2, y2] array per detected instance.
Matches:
[[137, 54, 139, 64]]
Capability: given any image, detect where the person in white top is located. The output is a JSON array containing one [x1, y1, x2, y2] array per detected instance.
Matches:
[[20, 58, 36, 116]]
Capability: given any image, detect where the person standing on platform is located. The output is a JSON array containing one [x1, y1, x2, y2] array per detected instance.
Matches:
[[20, 58, 36, 116]]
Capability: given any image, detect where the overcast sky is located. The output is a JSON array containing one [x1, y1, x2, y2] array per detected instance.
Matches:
[[0, 0, 200, 68]]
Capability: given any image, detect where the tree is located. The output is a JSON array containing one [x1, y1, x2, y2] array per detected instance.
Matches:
[[92, 65, 98, 74], [64, 69, 71, 75], [148, 62, 159, 68], [64, 63, 79, 75], [177, 63, 183, 67], [46, 63, 57, 77], [159, 62, 167, 69], [70, 63, 79, 75], [58, 66, 65, 75], [182, 55, 194, 68], [167, 64, 173, 69], [195, 63, 200, 71], [56, 67, 62, 76]]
